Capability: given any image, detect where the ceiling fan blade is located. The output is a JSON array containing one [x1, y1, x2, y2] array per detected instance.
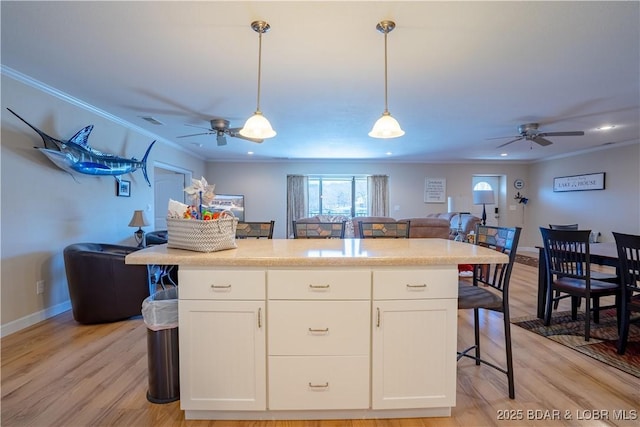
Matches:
[[184, 123, 214, 131], [496, 137, 523, 148], [217, 134, 227, 146], [539, 131, 584, 137], [177, 131, 214, 138], [486, 135, 520, 141], [532, 136, 553, 146]]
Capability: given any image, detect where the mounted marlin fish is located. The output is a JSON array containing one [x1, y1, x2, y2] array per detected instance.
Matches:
[[7, 108, 156, 186]]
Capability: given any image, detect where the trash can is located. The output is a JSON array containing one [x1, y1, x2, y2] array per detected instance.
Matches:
[[141, 287, 179, 404]]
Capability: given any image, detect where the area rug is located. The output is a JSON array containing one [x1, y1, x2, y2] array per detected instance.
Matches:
[[514, 253, 539, 267], [512, 309, 640, 378]]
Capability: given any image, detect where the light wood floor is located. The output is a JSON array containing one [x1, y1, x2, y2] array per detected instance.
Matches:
[[2, 262, 639, 427]]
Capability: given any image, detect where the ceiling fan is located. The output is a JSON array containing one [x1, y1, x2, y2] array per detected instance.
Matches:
[[491, 123, 584, 148], [177, 119, 264, 146]]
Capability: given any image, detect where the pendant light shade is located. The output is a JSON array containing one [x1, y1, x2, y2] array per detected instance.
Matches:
[[369, 20, 404, 139], [240, 20, 276, 139]]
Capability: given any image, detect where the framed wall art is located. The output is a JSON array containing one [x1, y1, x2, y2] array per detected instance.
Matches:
[[117, 180, 131, 197], [553, 172, 605, 192], [424, 178, 446, 203], [211, 194, 245, 221]]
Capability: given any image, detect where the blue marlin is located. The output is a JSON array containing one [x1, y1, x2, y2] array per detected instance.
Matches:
[[7, 108, 155, 186]]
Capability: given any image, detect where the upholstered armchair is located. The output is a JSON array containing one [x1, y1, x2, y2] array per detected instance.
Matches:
[[63, 243, 149, 324]]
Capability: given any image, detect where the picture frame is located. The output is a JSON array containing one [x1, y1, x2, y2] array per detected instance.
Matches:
[[553, 172, 605, 192], [424, 178, 446, 203], [211, 194, 245, 221], [117, 179, 131, 197]]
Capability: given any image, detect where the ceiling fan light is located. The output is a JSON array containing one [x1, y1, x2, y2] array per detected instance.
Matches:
[[239, 111, 276, 139], [369, 111, 405, 138]]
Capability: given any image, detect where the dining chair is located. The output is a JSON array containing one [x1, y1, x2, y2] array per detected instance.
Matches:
[[612, 232, 640, 355], [292, 220, 346, 238], [358, 220, 411, 238], [457, 225, 521, 399], [547, 225, 617, 310], [539, 227, 620, 341], [235, 221, 275, 239]]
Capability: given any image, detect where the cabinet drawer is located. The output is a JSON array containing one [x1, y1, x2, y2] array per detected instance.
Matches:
[[373, 268, 457, 300], [179, 268, 265, 300], [269, 301, 370, 355], [268, 270, 370, 300], [268, 355, 369, 410]]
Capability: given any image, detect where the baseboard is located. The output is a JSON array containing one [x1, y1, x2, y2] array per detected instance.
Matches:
[[1, 300, 71, 338], [518, 246, 539, 255]]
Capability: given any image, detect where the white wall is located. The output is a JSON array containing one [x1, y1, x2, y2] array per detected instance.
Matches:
[[527, 143, 640, 246], [207, 143, 639, 248], [206, 161, 531, 239], [1, 74, 206, 334]]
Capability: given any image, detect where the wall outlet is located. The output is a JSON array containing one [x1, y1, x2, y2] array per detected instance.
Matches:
[[36, 280, 45, 295]]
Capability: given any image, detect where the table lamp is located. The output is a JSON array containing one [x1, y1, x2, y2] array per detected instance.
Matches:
[[473, 190, 495, 226], [128, 210, 149, 247]]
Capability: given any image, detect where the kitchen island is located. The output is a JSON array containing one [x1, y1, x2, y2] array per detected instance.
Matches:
[[127, 238, 508, 421]]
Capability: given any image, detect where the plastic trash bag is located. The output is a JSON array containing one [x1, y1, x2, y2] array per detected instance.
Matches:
[[142, 287, 178, 331]]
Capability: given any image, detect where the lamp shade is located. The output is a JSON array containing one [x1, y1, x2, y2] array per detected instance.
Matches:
[[239, 111, 277, 139], [368, 112, 405, 138], [128, 210, 149, 228], [473, 190, 495, 205]]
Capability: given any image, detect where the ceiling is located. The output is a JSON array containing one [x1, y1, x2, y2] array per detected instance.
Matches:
[[2, 1, 639, 163]]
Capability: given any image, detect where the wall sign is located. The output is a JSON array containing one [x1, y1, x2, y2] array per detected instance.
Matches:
[[424, 178, 446, 203], [553, 172, 605, 192]]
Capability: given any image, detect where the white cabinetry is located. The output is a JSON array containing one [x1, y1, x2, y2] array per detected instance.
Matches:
[[178, 268, 266, 411], [267, 270, 370, 410], [371, 268, 458, 409]]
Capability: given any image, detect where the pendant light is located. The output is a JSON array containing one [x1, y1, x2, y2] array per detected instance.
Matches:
[[369, 20, 404, 139], [240, 20, 277, 139]]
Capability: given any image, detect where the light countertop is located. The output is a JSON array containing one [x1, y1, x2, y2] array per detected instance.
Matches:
[[125, 238, 508, 267]]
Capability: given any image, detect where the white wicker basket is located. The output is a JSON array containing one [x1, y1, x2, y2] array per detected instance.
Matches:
[[167, 214, 238, 252]]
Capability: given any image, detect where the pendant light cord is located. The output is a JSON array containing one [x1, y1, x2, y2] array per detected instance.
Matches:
[[383, 30, 389, 114], [256, 30, 263, 113]]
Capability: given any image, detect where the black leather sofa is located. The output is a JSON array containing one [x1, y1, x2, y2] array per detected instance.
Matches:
[[63, 243, 149, 324]]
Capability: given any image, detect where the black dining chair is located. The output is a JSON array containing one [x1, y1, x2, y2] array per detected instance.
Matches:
[[612, 232, 640, 355], [546, 225, 618, 310], [235, 221, 275, 239], [358, 220, 411, 238], [457, 225, 521, 399], [292, 220, 346, 239], [539, 228, 621, 341]]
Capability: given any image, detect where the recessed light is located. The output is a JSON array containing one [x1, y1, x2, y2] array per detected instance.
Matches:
[[500, 153, 508, 157], [385, 152, 393, 156], [247, 151, 254, 155], [597, 125, 615, 131]]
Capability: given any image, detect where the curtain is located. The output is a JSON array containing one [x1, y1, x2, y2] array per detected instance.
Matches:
[[286, 175, 308, 238], [367, 175, 389, 216]]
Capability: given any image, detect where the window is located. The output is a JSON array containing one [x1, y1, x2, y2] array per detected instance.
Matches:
[[308, 176, 368, 217], [473, 181, 493, 191]]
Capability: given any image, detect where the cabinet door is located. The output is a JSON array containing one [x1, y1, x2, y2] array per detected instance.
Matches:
[[179, 300, 266, 411], [372, 299, 457, 409]]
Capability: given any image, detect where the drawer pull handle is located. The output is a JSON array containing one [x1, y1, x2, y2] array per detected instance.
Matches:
[[308, 382, 329, 389], [211, 284, 232, 289], [258, 307, 262, 328], [308, 327, 329, 333], [309, 284, 330, 290], [406, 284, 427, 289], [376, 307, 380, 327]]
